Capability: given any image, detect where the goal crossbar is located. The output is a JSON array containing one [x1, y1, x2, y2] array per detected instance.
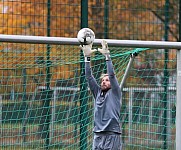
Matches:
[[0, 34, 181, 49]]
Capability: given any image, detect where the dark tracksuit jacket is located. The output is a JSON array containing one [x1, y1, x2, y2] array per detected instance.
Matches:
[[85, 59, 122, 134]]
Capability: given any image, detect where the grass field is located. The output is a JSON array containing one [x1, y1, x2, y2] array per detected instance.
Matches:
[[0, 123, 175, 149]]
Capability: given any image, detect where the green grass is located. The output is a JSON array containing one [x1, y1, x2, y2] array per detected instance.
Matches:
[[0, 122, 176, 149]]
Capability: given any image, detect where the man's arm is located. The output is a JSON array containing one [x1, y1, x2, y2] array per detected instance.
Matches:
[[106, 58, 120, 90], [80, 44, 100, 98], [98, 40, 121, 95], [85, 61, 100, 98]]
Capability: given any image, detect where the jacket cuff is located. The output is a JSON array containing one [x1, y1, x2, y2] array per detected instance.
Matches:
[[85, 56, 91, 62], [105, 54, 111, 61]]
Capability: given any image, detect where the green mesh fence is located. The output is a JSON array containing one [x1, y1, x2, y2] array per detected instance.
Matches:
[[0, 41, 176, 149]]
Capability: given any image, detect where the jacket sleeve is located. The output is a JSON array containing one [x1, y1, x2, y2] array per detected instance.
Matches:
[[85, 62, 100, 98], [106, 59, 122, 98]]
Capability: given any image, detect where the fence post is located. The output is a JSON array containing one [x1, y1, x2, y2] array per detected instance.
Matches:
[[0, 95, 2, 124], [44, 0, 51, 149], [128, 88, 133, 144], [176, 1, 181, 149], [80, 1, 88, 150], [104, 0, 109, 39]]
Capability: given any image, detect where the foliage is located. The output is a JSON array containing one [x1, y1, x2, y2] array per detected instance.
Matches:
[[0, 0, 178, 92]]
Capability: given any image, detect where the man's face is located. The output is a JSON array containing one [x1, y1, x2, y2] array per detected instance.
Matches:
[[101, 75, 111, 91]]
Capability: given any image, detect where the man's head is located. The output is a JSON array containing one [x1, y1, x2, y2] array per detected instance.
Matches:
[[100, 74, 111, 91]]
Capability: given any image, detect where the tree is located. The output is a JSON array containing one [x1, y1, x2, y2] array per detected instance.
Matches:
[[0, 0, 81, 92], [0, 0, 178, 90]]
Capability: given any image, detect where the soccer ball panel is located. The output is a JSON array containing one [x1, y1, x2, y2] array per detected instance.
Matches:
[[77, 28, 95, 45]]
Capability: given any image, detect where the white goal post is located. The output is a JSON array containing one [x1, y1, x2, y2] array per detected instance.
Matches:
[[0, 34, 180, 150], [1, 34, 181, 49]]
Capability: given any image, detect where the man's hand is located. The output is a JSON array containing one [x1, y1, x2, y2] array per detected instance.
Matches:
[[79, 43, 97, 57], [98, 40, 110, 60]]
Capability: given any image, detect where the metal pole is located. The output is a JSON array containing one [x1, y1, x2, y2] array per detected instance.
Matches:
[[163, 0, 169, 149], [128, 88, 133, 144], [22, 68, 27, 144], [44, 0, 51, 149], [176, 1, 181, 149], [120, 53, 137, 91], [176, 50, 181, 150], [104, 0, 109, 39], [2, 34, 181, 48], [0, 34, 181, 49], [50, 89, 56, 143], [0, 95, 2, 124], [80, 1, 88, 150]]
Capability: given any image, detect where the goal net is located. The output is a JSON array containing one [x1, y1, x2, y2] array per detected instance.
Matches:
[[0, 36, 176, 150]]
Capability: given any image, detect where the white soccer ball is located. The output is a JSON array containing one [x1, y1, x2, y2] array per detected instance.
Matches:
[[77, 28, 95, 45]]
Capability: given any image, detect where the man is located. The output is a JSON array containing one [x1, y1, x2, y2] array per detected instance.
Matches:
[[80, 40, 122, 150]]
